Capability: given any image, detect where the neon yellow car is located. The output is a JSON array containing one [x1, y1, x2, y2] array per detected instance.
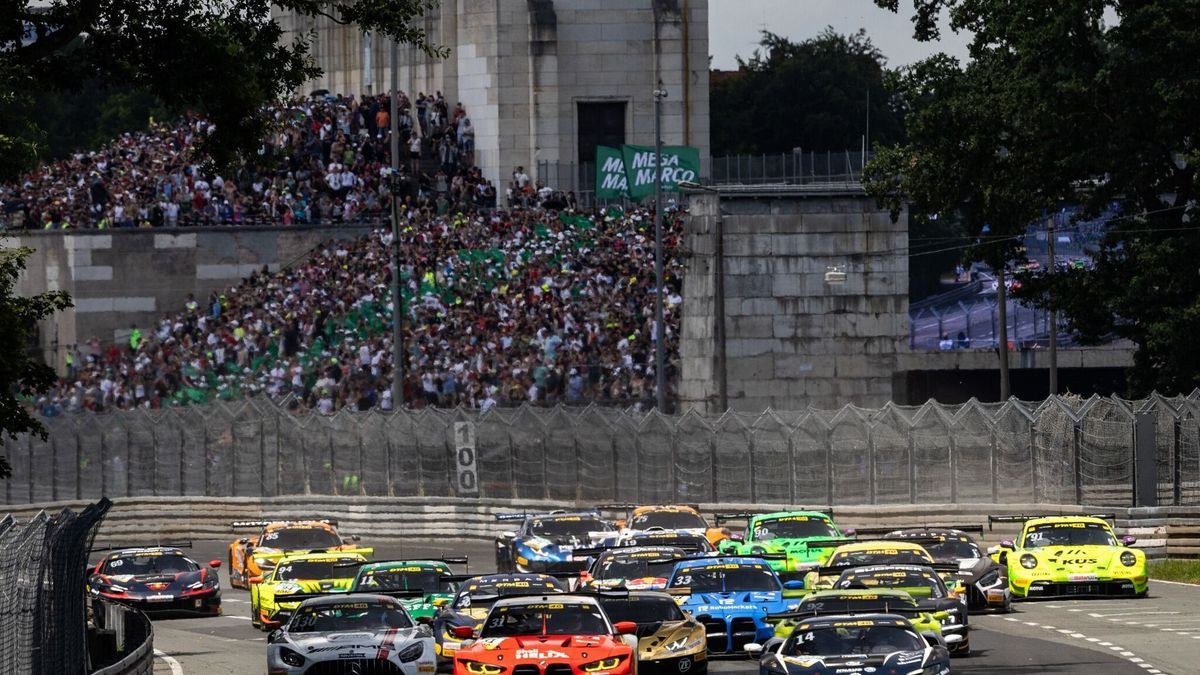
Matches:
[[988, 515, 1148, 599], [248, 551, 368, 629], [804, 541, 935, 590]]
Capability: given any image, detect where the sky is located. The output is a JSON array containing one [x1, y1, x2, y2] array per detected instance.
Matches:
[[709, 0, 972, 70]]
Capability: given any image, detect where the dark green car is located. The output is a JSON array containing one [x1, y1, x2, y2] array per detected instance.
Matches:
[[349, 558, 465, 620], [716, 511, 852, 580]]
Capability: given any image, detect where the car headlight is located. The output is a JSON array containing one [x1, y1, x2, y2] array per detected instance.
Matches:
[[1120, 552, 1137, 567], [1020, 554, 1038, 569], [978, 570, 1000, 587], [279, 647, 305, 667], [582, 657, 624, 672], [665, 636, 703, 652], [397, 642, 424, 662], [275, 582, 302, 594], [462, 660, 506, 674]]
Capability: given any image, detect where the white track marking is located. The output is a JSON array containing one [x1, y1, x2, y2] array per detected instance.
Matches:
[[154, 649, 183, 675], [1150, 579, 1200, 587]]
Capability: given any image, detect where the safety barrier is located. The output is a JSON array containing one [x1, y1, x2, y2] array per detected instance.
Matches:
[[89, 601, 153, 675]]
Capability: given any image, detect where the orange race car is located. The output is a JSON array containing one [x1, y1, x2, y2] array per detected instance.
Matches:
[[599, 503, 732, 547], [452, 593, 636, 675], [227, 519, 371, 589]]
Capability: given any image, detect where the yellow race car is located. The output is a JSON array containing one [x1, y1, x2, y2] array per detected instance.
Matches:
[[248, 551, 368, 629], [987, 515, 1148, 599]]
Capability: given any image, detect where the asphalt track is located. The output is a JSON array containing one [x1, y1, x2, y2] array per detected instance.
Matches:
[[140, 540, 1190, 674]]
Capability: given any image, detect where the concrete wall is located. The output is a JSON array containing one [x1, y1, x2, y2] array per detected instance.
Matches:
[[9, 226, 372, 372], [273, 1, 711, 187], [681, 189, 909, 412]]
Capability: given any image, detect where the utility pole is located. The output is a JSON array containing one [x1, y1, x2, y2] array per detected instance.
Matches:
[[653, 81, 668, 413], [1047, 215, 1058, 396], [389, 38, 405, 409]]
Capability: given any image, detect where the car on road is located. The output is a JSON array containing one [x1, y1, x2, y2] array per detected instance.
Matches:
[[433, 573, 567, 663], [665, 555, 805, 655], [747, 614, 952, 675], [451, 593, 637, 675], [228, 519, 371, 589], [87, 545, 222, 616], [832, 565, 969, 655], [803, 540, 936, 589], [600, 503, 733, 547], [579, 546, 687, 590], [494, 511, 616, 573], [988, 514, 1148, 599], [249, 551, 368, 629], [715, 511, 852, 581], [860, 525, 1012, 612], [266, 593, 436, 675], [597, 590, 708, 674], [765, 589, 959, 652], [349, 558, 467, 621]]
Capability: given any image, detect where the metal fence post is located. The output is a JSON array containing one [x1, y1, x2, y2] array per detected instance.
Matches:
[[989, 432, 999, 503], [1029, 423, 1039, 502], [907, 433, 917, 504], [1073, 422, 1083, 504], [825, 429, 834, 506], [709, 433, 719, 503], [670, 428, 680, 503], [787, 433, 797, 505], [75, 434, 83, 500], [1174, 418, 1183, 506], [747, 432, 757, 503], [1133, 412, 1158, 507], [261, 419, 268, 498], [949, 435, 959, 503], [868, 425, 877, 505], [100, 430, 109, 498]]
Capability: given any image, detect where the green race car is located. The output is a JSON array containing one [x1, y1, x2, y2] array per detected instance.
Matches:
[[248, 551, 367, 629], [715, 511, 852, 580], [766, 589, 963, 651], [349, 558, 466, 620], [988, 515, 1148, 599]]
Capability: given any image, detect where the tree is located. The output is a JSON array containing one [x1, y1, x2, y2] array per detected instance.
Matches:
[[711, 29, 904, 156], [0, 1, 440, 476]]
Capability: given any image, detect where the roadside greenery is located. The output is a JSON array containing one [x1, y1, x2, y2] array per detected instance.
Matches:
[[1148, 559, 1200, 585]]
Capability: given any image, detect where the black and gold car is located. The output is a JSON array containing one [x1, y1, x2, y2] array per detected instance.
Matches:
[[598, 590, 707, 674]]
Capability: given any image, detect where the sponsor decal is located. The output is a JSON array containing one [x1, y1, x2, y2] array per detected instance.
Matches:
[[516, 649, 569, 660]]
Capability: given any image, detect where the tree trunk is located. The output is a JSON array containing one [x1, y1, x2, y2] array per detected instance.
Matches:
[[996, 266, 1011, 400]]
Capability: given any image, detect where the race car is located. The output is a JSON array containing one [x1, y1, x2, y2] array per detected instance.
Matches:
[[987, 514, 1148, 599], [249, 551, 368, 629], [87, 545, 222, 615], [747, 614, 952, 675], [665, 555, 805, 654], [859, 525, 1011, 612], [715, 511, 852, 580], [831, 565, 969, 654], [803, 540, 936, 590], [348, 558, 467, 621], [493, 511, 615, 573], [228, 519, 371, 588], [598, 590, 708, 674], [266, 593, 437, 675], [451, 593, 637, 675], [599, 503, 733, 547], [580, 546, 687, 590], [433, 573, 567, 663], [619, 529, 717, 554], [765, 589, 959, 652]]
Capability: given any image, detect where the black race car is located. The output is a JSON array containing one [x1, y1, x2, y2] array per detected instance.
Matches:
[[832, 564, 970, 655], [867, 526, 1012, 612], [87, 545, 222, 615]]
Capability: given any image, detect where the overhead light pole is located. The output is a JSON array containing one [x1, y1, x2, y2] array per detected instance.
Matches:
[[653, 81, 668, 413], [679, 180, 726, 413]]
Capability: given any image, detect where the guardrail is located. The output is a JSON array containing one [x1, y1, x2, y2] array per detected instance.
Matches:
[[89, 601, 153, 675]]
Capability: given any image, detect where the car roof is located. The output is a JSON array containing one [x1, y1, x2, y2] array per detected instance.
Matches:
[[296, 593, 403, 608], [276, 551, 366, 565], [467, 573, 559, 583], [599, 546, 685, 560], [1025, 516, 1112, 527], [105, 547, 186, 557], [530, 512, 605, 521], [885, 528, 975, 538], [597, 590, 677, 602], [492, 594, 603, 609]]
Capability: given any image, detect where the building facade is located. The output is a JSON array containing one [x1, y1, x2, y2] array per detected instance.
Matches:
[[273, 0, 710, 189]]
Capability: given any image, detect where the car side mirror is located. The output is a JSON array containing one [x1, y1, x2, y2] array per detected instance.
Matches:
[[350, 535, 362, 542], [238, 538, 249, 545], [783, 580, 805, 590], [1000, 540, 1014, 549], [249, 576, 263, 585], [209, 560, 222, 568], [842, 528, 856, 537], [613, 621, 637, 635], [942, 633, 963, 645], [268, 629, 284, 643], [744, 643, 763, 657], [922, 633, 942, 648], [432, 597, 450, 608], [452, 625, 476, 640], [1121, 535, 1137, 546]]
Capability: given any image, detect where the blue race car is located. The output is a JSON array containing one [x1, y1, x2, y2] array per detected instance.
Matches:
[[666, 556, 805, 655], [493, 511, 615, 573]]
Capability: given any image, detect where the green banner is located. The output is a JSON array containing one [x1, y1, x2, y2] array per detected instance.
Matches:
[[620, 144, 702, 200], [595, 145, 629, 199]]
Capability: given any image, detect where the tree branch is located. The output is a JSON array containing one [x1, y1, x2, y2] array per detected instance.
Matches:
[[14, 0, 102, 61]]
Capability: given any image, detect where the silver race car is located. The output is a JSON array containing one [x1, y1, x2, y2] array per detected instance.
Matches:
[[267, 593, 436, 675]]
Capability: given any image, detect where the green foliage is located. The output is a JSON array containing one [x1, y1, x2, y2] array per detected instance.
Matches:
[[711, 29, 904, 155], [1148, 559, 1200, 585]]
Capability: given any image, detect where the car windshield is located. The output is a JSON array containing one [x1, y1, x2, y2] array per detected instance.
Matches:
[[530, 517, 612, 538], [751, 517, 838, 541], [783, 625, 924, 656], [101, 553, 195, 575], [835, 570, 945, 599], [481, 602, 610, 637], [797, 595, 917, 614], [356, 567, 456, 594], [288, 601, 412, 633], [1024, 523, 1117, 548], [599, 596, 685, 624], [629, 534, 713, 552], [669, 564, 780, 592], [453, 579, 564, 610], [261, 527, 342, 549], [828, 548, 932, 567], [274, 558, 359, 581], [597, 557, 679, 581], [631, 511, 708, 530], [917, 538, 982, 561]]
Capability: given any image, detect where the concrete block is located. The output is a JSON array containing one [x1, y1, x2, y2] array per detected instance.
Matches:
[[728, 340, 779, 360], [73, 266, 113, 281], [729, 315, 774, 339], [154, 233, 197, 249], [113, 297, 156, 312], [74, 298, 114, 313]]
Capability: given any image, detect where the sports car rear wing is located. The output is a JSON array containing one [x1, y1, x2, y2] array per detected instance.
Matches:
[[800, 538, 855, 549], [987, 514, 1116, 530], [332, 557, 469, 570], [765, 602, 922, 622], [494, 510, 601, 522], [230, 519, 338, 528], [272, 588, 353, 604], [91, 541, 192, 553], [713, 509, 835, 525]]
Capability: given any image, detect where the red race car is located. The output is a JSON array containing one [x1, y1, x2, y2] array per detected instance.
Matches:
[[452, 593, 636, 675]]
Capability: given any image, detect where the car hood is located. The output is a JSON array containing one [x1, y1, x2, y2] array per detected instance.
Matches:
[[637, 620, 702, 657], [1023, 546, 1132, 573], [286, 627, 422, 653], [778, 649, 929, 671], [464, 634, 621, 656], [683, 590, 783, 614], [91, 568, 208, 594]]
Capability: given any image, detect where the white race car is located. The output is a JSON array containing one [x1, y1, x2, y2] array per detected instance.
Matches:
[[267, 593, 436, 675]]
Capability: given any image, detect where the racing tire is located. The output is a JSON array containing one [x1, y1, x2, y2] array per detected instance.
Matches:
[[228, 551, 240, 589], [951, 637, 971, 658]]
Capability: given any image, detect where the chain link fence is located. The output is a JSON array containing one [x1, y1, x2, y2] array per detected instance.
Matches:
[[4, 396, 1199, 508], [0, 498, 111, 675]]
